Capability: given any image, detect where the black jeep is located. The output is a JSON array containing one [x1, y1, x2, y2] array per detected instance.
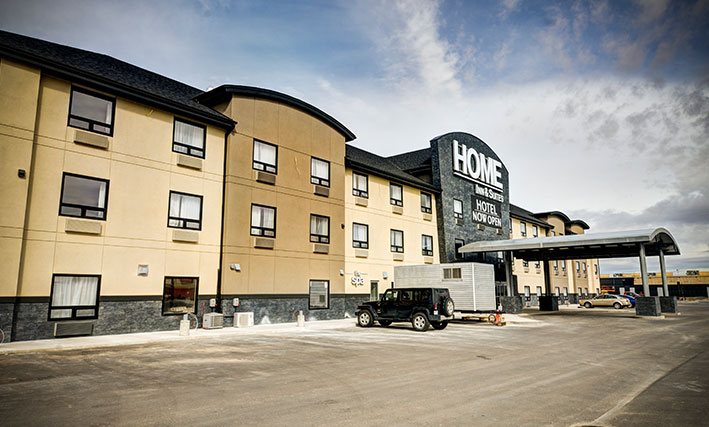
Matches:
[[355, 288, 455, 331]]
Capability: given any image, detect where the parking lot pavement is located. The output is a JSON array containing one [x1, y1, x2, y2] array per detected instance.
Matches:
[[1, 302, 707, 426]]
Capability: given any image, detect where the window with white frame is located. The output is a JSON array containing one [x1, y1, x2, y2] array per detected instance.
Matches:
[[352, 173, 368, 197], [311, 157, 330, 186], [536, 286, 543, 295], [576, 261, 581, 272], [520, 222, 527, 237], [532, 225, 538, 237], [253, 139, 277, 173], [524, 286, 531, 297], [453, 199, 463, 220], [168, 191, 202, 230], [250, 204, 276, 237], [68, 87, 115, 135], [420, 192, 432, 213], [310, 214, 330, 243], [390, 229, 404, 252], [173, 119, 206, 158], [162, 277, 198, 315], [390, 183, 403, 206], [309, 280, 329, 309], [352, 223, 368, 248], [59, 173, 109, 220], [421, 234, 433, 256], [555, 287, 560, 296], [49, 274, 100, 320]]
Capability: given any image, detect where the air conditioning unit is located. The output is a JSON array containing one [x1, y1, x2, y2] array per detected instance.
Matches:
[[234, 312, 254, 328], [202, 313, 224, 329]]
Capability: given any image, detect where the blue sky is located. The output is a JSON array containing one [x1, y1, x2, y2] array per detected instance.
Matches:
[[1, 0, 707, 273]]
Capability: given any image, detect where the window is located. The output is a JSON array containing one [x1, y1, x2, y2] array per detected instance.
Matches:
[[353, 223, 368, 248], [49, 274, 100, 320], [443, 267, 462, 280], [533, 225, 538, 237], [536, 286, 543, 295], [594, 264, 598, 274], [551, 230, 556, 236], [453, 199, 463, 220], [68, 87, 115, 135], [454, 239, 465, 260], [173, 119, 206, 158], [311, 157, 330, 187], [59, 173, 109, 220], [250, 204, 276, 237], [168, 191, 202, 230], [352, 173, 368, 197], [524, 286, 531, 297], [520, 222, 527, 237], [309, 280, 329, 309], [535, 261, 540, 268], [390, 183, 403, 206], [563, 287, 568, 296], [421, 234, 433, 256], [576, 261, 581, 272], [561, 261, 566, 271], [162, 277, 198, 315], [390, 229, 404, 252], [253, 139, 277, 173], [555, 287, 560, 296], [523, 260, 529, 267], [420, 192, 432, 213], [553, 260, 559, 269], [310, 214, 330, 243], [583, 262, 587, 272]]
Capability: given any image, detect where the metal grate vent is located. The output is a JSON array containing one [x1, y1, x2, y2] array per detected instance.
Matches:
[[54, 321, 94, 338]]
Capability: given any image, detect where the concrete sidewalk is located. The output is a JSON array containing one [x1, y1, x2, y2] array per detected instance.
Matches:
[[0, 318, 358, 354]]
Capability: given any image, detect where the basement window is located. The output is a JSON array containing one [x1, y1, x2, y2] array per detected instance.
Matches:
[[162, 277, 198, 315], [309, 280, 329, 309]]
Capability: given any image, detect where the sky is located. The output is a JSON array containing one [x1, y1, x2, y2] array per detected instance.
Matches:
[[1, 0, 707, 274]]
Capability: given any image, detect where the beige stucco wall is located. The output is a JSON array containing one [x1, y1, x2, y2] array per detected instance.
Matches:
[[220, 96, 346, 296], [510, 216, 546, 294], [0, 59, 41, 297], [344, 170, 439, 297], [2, 70, 224, 298]]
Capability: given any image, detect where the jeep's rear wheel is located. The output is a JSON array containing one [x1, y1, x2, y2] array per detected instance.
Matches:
[[357, 310, 373, 327], [411, 312, 430, 331], [378, 319, 392, 327], [442, 298, 455, 316], [431, 320, 449, 330]]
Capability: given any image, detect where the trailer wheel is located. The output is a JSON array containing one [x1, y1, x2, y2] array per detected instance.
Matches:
[[487, 313, 496, 323], [411, 312, 430, 332], [442, 298, 455, 316], [431, 320, 448, 330], [379, 320, 392, 327], [357, 310, 373, 327]]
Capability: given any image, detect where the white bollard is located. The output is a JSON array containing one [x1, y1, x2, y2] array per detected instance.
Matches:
[[179, 314, 190, 336], [297, 310, 305, 327]]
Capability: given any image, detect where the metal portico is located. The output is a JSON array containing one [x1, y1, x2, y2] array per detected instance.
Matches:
[[458, 228, 680, 309]]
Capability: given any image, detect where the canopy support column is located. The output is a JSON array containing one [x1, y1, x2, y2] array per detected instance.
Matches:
[[504, 251, 514, 297], [543, 259, 552, 295], [639, 244, 650, 296], [659, 249, 669, 297]]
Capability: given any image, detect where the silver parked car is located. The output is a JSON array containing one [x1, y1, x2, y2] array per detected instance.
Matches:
[[579, 294, 631, 309]]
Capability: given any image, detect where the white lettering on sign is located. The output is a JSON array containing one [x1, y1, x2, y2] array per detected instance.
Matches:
[[453, 140, 503, 190]]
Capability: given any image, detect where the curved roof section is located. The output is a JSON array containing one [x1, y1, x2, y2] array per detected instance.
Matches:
[[568, 220, 590, 230], [535, 211, 572, 223], [510, 204, 551, 229], [196, 85, 356, 142], [459, 228, 680, 261]]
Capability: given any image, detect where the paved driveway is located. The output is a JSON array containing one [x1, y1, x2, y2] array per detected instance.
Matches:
[[1, 303, 707, 426]]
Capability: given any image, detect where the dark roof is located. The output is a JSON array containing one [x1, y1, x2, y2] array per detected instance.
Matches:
[[345, 145, 439, 193], [567, 220, 590, 230], [387, 148, 432, 171], [510, 204, 551, 228], [535, 211, 572, 223], [0, 30, 233, 129], [196, 85, 356, 142]]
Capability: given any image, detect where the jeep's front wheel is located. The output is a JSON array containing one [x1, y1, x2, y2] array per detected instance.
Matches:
[[411, 312, 430, 332], [431, 320, 449, 330], [357, 310, 373, 327]]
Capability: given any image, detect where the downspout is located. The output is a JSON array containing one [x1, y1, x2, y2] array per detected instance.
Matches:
[[216, 126, 231, 313]]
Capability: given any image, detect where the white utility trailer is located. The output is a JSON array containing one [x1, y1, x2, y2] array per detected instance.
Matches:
[[393, 262, 496, 312]]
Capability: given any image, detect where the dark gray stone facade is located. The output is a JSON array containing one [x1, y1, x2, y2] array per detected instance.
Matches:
[[429, 133, 510, 277], [659, 296, 678, 313], [499, 296, 523, 313], [5, 295, 369, 341], [220, 295, 369, 326], [539, 295, 559, 311], [636, 296, 662, 316]]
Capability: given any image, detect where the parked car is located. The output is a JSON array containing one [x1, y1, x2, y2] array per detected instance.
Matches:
[[579, 294, 632, 309], [355, 287, 454, 331], [618, 293, 636, 307]]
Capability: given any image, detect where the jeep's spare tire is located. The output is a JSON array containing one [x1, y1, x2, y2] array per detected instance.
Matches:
[[442, 297, 455, 316]]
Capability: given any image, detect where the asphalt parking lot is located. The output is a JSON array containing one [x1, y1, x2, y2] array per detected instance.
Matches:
[[1, 302, 707, 427]]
